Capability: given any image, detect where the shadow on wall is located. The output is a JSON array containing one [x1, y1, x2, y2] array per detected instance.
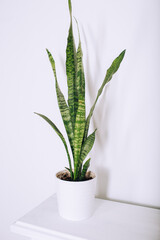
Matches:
[[93, 97, 111, 200], [95, 166, 110, 199], [81, 23, 112, 200]]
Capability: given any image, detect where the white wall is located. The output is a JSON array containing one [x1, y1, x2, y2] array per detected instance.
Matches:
[[0, 0, 160, 239]]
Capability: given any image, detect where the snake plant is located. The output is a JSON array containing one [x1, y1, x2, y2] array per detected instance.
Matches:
[[35, 0, 125, 181]]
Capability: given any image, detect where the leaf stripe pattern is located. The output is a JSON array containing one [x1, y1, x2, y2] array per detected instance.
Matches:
[[79, 158, 91, 181], [34, 113, 73, 178], [80, 130, 96, 164], [46, 49, 74, 154], [77, 130, 96, 178], [83, 50, 126, 141], [66, 0, 78, 130], [75, 19, 85, 99], [73, 95, 85, 180]]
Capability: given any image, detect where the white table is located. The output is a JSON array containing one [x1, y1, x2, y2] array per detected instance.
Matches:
[[11, 194, 160, 240]]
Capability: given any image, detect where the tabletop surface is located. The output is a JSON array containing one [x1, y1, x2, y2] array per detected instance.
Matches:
[[11, 194, 160, 240]]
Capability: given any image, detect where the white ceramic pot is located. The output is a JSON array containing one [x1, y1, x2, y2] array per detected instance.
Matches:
[[56, 170, 96, 221]]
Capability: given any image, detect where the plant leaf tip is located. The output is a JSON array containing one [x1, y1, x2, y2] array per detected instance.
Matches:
[[34, 112, 39, 115], [46, 48, 50, 54], [119, 49, 126, 60], [68, 0, 72, 14], [122, 49, 126, 55]]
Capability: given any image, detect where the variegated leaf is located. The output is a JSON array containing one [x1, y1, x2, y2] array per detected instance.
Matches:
[[66, 0, 78, 130], [83, 50, 126, 141], [34, 112, 73, 178], [80, 129, 96, 163], [75, 18, 85, 99], [46, 49, 74, 155], [73, 95, 85, 180], [79, 158, 91, 181], [77, 130, 96, 178], [65, 167, 74, 177]]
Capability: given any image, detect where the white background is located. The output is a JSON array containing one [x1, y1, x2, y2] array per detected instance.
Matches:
[[0, 0, 160, 239]]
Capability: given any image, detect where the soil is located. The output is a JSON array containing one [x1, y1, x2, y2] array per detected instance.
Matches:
[[56, 170, 94, 181], [57, 171, 72, 181]]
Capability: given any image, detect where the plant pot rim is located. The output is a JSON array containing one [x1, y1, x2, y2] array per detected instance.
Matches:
[[56, 169, 96, 183]]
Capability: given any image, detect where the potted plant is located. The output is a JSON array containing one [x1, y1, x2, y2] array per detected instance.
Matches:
[[35, 0, 125, 221]]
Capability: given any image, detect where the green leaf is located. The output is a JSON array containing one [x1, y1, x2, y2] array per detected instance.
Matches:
[[72, 19, 86, 180], [79, 158, 91, 181], [65, 167, 74, 177], [75, 18, 85, 99], [34, 112, 73, 179], [80, 129, 96, 163], [73, 95, 86, 180], [66, 0, 78, 130], [77, 130, 96, 179], [68, 0, 72, 16], [46, 49, 74, 155], [83, 50, 126, 140], [65, 167, 70, 172]]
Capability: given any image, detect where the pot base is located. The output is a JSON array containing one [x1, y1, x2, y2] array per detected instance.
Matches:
[[56, 170, 96, 221]]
